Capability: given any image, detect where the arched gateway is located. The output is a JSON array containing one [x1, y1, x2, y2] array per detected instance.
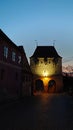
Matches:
[[48, 80, 56, 93], [35, 79, 44, 92]]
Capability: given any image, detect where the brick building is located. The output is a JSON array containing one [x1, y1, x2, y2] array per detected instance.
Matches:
[[30, 46, 63, 95], [0, 29, 32, 100]]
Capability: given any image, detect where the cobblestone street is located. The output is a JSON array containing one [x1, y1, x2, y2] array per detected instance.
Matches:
[[0, 94, 73, 130]]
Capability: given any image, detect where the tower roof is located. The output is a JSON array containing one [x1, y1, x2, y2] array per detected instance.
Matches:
[[30, 46, 61, 58]]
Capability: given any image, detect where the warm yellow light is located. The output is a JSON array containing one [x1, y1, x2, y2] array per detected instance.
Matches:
[[43, 70, 48, 77]]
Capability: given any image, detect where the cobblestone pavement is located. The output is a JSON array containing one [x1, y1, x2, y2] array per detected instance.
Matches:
[[0, 94, 73, 130]]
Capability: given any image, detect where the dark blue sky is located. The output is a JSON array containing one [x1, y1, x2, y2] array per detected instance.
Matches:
[[0, 0, 73, 66]]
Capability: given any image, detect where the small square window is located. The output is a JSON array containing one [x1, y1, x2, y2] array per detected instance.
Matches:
[[12, 52, 16, 61]]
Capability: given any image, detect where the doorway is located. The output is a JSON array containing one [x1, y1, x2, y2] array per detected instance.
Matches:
[[48, 80, 56, 93], [35, 79, 44, 92]]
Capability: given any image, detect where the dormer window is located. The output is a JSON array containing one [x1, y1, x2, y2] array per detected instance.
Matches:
[[18, 56, 21, 64], [4, 46, 8, 58], [12, 52, 16, 61]]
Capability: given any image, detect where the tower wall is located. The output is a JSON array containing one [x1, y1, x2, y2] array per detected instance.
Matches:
[[33, 75, 63, 93], [30, 57, 63, 94], [30, 57, 62, 76]]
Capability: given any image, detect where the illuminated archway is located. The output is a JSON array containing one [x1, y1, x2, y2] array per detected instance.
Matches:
[[48, 80, 56, 93], [35, 79, 44, 92]]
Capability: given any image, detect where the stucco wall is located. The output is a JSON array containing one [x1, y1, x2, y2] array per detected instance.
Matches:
[[30, 57, 62, 76], [30, 57, 63, 94]]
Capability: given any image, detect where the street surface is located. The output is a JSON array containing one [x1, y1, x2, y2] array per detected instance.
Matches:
[[0, 94, 73, 130]]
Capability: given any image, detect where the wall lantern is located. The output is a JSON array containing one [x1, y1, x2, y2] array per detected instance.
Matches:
[[43, 70, 48, 77]]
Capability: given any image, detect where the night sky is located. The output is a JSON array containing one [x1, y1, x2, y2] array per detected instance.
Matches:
[[0, 0, 73, 66]]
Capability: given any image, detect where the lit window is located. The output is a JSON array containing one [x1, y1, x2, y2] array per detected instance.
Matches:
[[18, 56, 21, 64], [4, 46, 8, 58], [12, 52, 16, 61]]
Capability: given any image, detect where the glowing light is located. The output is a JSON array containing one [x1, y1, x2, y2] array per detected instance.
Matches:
[[43, 70, 48, 77]]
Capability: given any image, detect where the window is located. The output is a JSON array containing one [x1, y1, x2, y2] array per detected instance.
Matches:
[[18, 56, 21, 64], [4, 46, 8, 58], [12, 52, 16, 61]]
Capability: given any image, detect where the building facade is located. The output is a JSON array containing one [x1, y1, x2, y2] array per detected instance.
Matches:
[[30, 46, 63, 95], [0, 29, 32, 100]]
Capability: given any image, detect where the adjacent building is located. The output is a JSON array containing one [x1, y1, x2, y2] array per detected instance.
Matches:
[[0, 29, 32, 100], [30, 46, 63, 95]]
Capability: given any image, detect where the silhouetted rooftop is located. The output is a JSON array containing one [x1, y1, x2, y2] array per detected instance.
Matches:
[[30, 46, 61, 58], [0, 29, 24, 53]]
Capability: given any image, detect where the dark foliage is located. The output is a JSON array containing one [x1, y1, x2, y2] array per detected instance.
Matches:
[[63, 75, 73, 95]]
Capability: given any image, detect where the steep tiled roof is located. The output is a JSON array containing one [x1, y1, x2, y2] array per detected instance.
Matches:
[[30, 46, 61, 58], [0, 29, 18, 48], [0, 29, 23, 52]]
